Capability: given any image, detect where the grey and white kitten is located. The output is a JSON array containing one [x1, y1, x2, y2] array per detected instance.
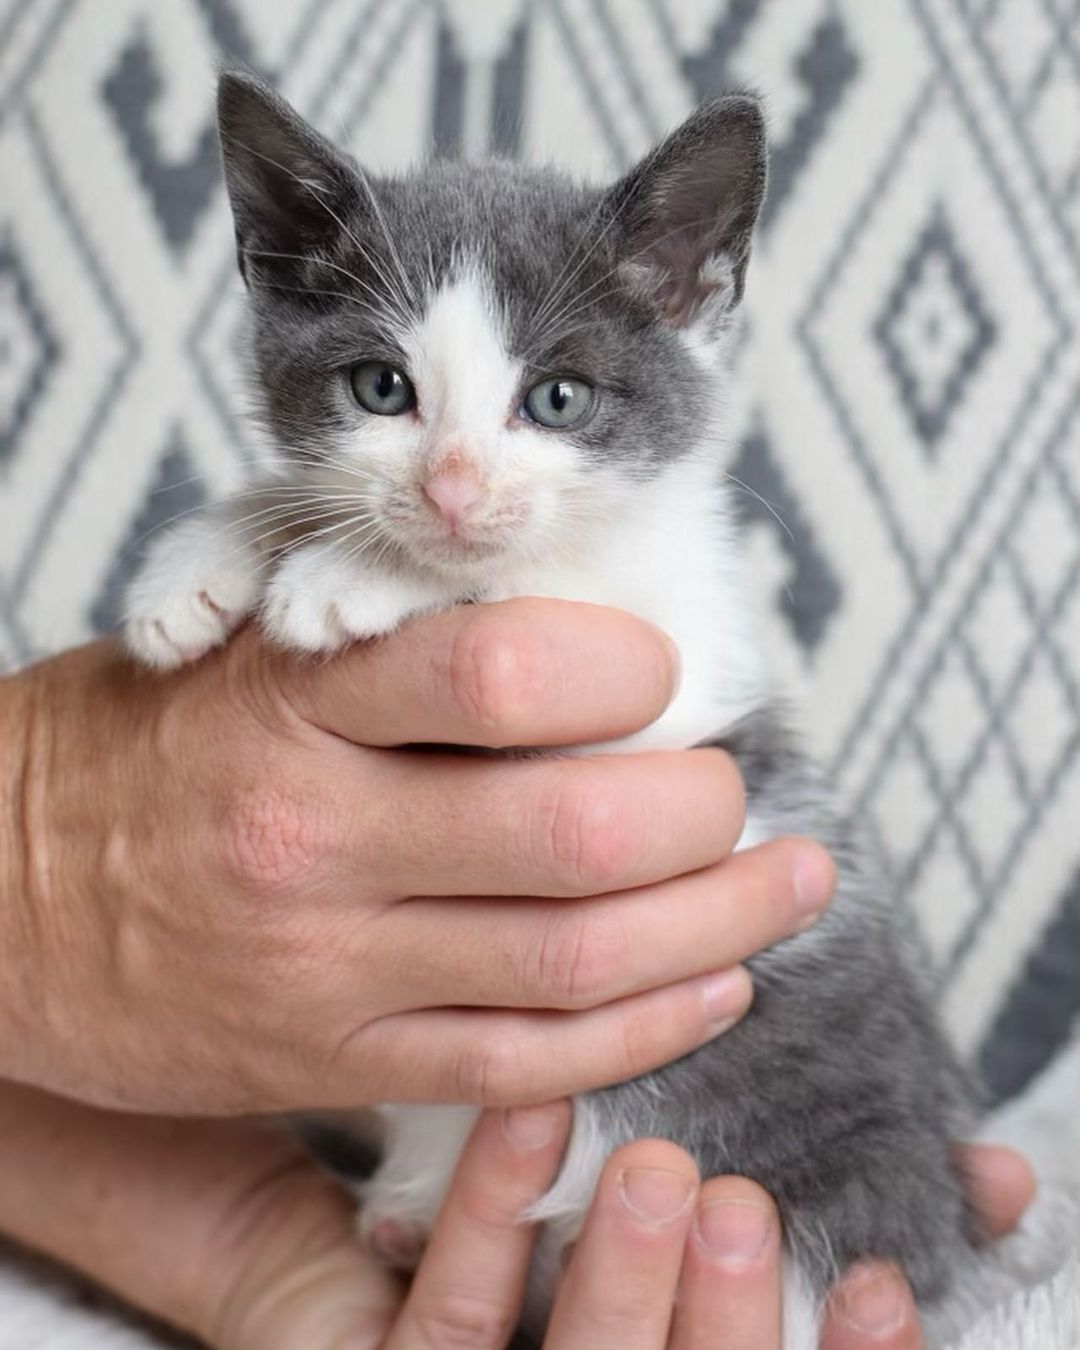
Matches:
[[124, 71, 977, 1347]]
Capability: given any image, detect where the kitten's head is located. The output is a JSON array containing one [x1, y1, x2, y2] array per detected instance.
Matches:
[[218, 70, 766, 577]]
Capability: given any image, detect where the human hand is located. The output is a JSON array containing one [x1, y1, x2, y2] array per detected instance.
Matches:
[[0, 1079, 1035, 1350], [367, 1129, 1033, 1350], [0, 599, 834, 1113]]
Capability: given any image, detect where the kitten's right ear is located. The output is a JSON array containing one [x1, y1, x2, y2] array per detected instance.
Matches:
[[217, 68, 358, 281], [604, 95, 767, 329]]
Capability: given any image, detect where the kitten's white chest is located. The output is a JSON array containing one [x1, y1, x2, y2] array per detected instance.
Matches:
[[483, 461, 767, 751]]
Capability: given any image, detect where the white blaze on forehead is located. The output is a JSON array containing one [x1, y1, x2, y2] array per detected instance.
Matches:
[[405, 268, 521, 448]]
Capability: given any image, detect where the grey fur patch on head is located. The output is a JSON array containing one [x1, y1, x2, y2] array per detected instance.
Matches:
[[215, 68, 767, 475]]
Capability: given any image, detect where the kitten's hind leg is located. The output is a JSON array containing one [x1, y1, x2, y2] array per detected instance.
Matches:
[[123, 501, 265, 669]]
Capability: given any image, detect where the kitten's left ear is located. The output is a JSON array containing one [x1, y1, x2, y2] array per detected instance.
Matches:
[[217, 67, 360, 281], [606, 96, 767, 327]]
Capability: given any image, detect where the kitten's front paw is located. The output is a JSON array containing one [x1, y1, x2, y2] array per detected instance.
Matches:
[[126, 588, 250, 669], [123, 528, 259, 669], [260, 547, 433, 652]]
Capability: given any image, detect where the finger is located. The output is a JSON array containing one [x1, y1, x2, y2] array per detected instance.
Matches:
[[360, 745, 746, 899], [376, 839, 833, 1010], [670, 1176, 782, 1350], [277, 598, 679, 748], [345, 967, 753, 1108], [545, 1140, 699, 1349], [386, 1102, 571, 1350], [820, 1262, 925, 1350], [954, 1143, 1036, 1240]]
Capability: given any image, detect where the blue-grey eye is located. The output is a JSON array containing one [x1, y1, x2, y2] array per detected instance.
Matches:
[[350, 361, 415, 415], [522, 377, 593, 429]]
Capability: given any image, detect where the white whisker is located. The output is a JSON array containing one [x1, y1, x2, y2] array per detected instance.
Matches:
[[722, 471, 794, 543]]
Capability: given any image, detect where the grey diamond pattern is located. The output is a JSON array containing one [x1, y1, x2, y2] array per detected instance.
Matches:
[[0, 236, 60, 462], [682, 5, 860, 228], [728, 422, 843, 653], [874, 208, 997, 452], [0, 0, 1078, 1121], [89, 430, 207, 636]]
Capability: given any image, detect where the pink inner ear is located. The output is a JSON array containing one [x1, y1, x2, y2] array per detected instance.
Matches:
[[620, 251, 734, 328]]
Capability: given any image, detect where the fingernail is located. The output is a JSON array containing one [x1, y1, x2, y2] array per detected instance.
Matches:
[[619, 1167, 696, 1226], [831, 1264, 909, 1337], [700, 967, 750, 1031], [502, 1103, 564, 1151], [793, 845, 834, 928], [695, 1198, 774, 1268]]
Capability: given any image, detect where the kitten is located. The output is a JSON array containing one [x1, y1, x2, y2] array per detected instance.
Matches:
[[124, 69, 977, 1347]]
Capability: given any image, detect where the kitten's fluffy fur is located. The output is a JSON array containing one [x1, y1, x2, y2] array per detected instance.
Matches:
[[125, 71, 976, 1345]]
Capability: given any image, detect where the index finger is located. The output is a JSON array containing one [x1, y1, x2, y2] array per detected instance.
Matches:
[[275, 598, 679, 749], [385, 1102, 571, 1349]]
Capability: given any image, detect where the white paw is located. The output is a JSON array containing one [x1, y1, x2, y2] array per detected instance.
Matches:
[[123, 520, 260, 669], [260, 546, 438, 653], [125, 586, 249, 669]]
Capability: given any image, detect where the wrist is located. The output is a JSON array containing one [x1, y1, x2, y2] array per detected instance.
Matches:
[[0, 664, 45, 1079]]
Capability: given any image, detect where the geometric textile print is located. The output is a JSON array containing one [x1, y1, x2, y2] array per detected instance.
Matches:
[[873, 207, 997, 455], [1, 0, 1078, 1101]]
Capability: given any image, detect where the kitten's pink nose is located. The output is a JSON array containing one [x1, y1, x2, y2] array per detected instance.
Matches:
[[423, 459, 484, 531]]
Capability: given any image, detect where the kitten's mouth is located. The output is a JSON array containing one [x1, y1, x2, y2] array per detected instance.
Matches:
[[405, 492, 529, 566], [418, 530, 507, 564]]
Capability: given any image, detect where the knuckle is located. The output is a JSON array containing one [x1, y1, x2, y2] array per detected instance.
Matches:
[[452, 1034, 522, 1106], [615, 996, 685, 1081], [547, 773, 639, 893], [414, 1291, 515, 1349], [455, 1182, 520, 1233], [447, 614, 538, 744], [532, 909, 626, 1008], [592, 1298, 661, 1335], [219, 780, 327, 894]]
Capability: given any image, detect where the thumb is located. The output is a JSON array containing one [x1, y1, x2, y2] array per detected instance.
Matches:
[[259, 598, 679, 750]]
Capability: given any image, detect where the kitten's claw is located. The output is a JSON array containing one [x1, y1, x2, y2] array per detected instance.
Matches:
[[122, 511, 262, 669], [124, 581, 253, 669]]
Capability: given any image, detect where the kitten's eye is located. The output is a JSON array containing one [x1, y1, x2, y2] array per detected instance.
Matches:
[[522, 377, 594, 429], [350, 362, 415, 416]]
